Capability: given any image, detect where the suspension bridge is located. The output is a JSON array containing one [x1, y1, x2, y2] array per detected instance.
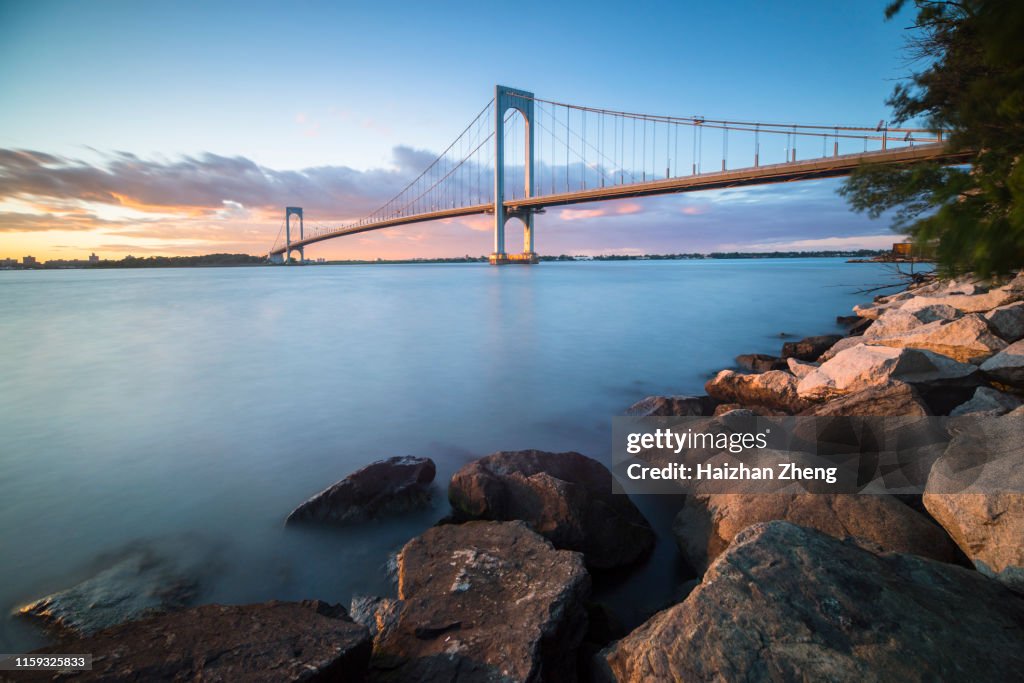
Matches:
[[268, 85, 970, 264]]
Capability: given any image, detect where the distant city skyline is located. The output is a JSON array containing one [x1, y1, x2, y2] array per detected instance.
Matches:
[[1, 0, 921, 260]]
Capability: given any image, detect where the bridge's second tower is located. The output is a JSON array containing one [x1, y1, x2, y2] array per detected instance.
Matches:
[[285, 206, 304, 264], [491, 85, 539, 265]]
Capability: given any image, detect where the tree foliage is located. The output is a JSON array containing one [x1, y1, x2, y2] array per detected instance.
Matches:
[[838, 0, 1024, 276]]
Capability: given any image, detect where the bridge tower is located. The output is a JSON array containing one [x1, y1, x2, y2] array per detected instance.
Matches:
[[285, 206, 304, 264], [491, 85, 539, 265]]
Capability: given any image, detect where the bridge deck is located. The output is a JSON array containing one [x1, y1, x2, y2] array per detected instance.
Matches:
[[270, 143, 969, 255]]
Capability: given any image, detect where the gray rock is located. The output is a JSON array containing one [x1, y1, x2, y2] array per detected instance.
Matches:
[[25, 601, 371, 682], [980, 338, 1024, 388], [367, 521, 590, 682], [286, 456, 435, 525], [798, 381, 930, 417], [924, 414, 1024, 592], [985, 301, 1024, 343], [780, 334, 843, 361], [735, 353, 788, 373], [625, 394, 716, 417], [949, 386, 1023, 417], [448, 450, 654, 569], [598, 521, 1024, 682], [16, 545, 202, 636]]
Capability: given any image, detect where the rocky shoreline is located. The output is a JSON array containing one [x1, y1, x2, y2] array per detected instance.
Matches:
[[10, 271, 1024, 682]]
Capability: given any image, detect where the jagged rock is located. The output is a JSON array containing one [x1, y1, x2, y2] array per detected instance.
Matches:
[[780, 334, 843, 361], [286, 456, 435, 525], [798, 381, 930, 417], [672, 493, 958, 573], [899, 287, 1019, 314], [797, 345, 980, 403], [367, 521, 590, 682], [980, 339, 1024, 388], [786, 357, 817, 379], [985, 301, 1024, 343], [924, 414, 1024, 592], [735, 353, 788, 373], [704, 369, 810, 414], [448, 450, 654, 569], [598, 521, 1024, 682], [26, 601, 371, 682], [863, 313, 1007, 364], [949, 386, 1023, 417], [817, 335, 862, 362], [625, 394, 716, 417], [16, 544, 202, 636]]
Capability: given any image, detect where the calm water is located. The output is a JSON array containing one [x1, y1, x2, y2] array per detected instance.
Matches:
[[0, 258, 903, 649]]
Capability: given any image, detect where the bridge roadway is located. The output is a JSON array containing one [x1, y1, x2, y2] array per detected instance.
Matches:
[[269, 142, 970, 256]]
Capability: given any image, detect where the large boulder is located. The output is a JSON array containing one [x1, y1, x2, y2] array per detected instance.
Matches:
[[780, 334, 843, 361], [899, 288, 1019, 315], [949, 386, 1022, 417], [625, 394, 716, 417], [924, 414, 1024, 592], [286, 456, 436, 525], [979, 338, 1024, 388], [984, 301, 1024, 343], [17, 543, 203, 636], [672, 493, 959, 573], [448, 450, 654, 569], [817, 335, 862, 362], [796, 344, 980, 403], [863, 313, 1007, 364], [26, 601, 371, 682], [366, 521, 590, 682], [798, 381, 930, 417], [598, 521, 1024, 682], [704, 369, 810, 414]]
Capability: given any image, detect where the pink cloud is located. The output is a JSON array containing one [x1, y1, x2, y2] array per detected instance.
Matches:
[[559, 208, 607, 221], [615, 202, 642, 215], [681, 205, 706, 216]]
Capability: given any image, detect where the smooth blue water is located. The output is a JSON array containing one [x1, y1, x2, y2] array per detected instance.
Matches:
[[0, 258, 904, 649]]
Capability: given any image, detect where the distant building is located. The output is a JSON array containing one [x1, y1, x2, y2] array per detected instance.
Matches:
[[892, 242, 914, 256], [23, 256, 37, 266], [1, 257, 16, 268], [89, 253, 99, 263]]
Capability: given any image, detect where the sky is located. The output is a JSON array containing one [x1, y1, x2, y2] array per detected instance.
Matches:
[[0, 0, 924, 260]]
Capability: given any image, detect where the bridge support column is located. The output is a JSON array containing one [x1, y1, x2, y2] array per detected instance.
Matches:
[[491, 85, 538, 265], [285, 206, 303, 264]]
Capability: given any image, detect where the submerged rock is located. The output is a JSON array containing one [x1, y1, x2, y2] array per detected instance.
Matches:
[[598, 521, 1024, 682], [448, 450, 654, 569], [672, 492, 959, 573], [286, 456, 436, 525], [28, 601, 371, 682], [17, 544, 203, 636], [366, 520, 590, 682]]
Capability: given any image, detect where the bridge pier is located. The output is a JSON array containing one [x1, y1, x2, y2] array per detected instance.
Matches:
[[491, 86, 538, 265], [285, 206, 304, 264]]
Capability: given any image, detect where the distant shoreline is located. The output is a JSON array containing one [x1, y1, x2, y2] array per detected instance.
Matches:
[[1, 250, 903, 270]]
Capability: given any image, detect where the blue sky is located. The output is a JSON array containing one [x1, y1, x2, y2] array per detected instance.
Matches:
[[0, 0, 921, 259]]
